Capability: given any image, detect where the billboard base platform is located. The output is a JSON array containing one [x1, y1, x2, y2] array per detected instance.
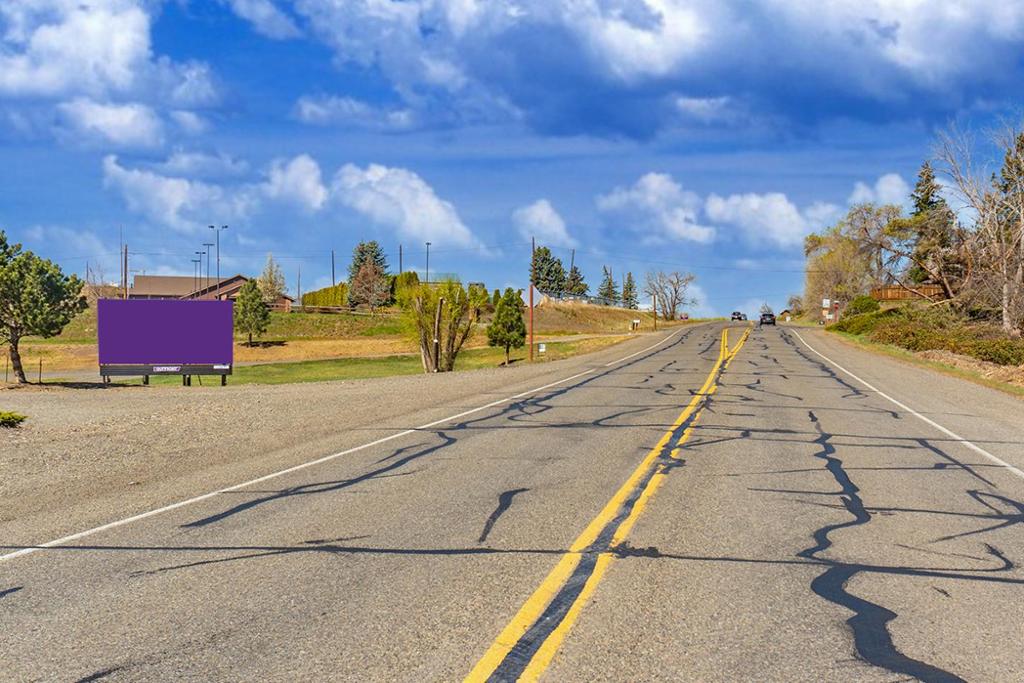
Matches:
[[100, 364, 232, 386]]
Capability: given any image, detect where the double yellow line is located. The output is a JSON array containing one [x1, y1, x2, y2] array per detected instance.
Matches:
[[467, 326, 750, 682]]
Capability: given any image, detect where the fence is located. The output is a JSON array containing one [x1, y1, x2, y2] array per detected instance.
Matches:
[[870, 284, 945, 301]]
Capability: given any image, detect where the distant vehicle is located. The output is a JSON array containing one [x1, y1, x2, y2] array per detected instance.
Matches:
[[760, 312, 776, 326], [731, 311, 744, 321], [740, 314, 748, 321], [680, 313, 689, 320]]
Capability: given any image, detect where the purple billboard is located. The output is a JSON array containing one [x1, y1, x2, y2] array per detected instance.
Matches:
[[98, 300, 233, 374]]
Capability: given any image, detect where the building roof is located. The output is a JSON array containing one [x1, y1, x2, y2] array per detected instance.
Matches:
[[130, 275, 229, 298], [182, 274, 295, 302]]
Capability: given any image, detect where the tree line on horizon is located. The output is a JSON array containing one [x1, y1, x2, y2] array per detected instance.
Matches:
[[530, 246, 696, 320]]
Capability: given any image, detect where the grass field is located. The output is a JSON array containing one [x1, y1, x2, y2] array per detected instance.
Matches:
[[11, 299, 694, 374], [106, 336, 629, 386]]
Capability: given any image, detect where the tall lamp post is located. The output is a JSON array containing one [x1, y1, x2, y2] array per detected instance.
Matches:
[[191, 258, 201, 293], [209, 224, 228, 299], [425, 241, 431, 284], [194, 250, 206, 296], [202, 242, 214, 292]]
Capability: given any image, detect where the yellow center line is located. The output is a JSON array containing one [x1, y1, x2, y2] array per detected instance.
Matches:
[[466, 326, 750, 682]]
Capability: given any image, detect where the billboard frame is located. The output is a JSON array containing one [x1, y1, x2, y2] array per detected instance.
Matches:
[[97, 299, 233, 386]]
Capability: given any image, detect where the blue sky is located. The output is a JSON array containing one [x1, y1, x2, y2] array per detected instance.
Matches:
[[3, 1, 1024, 316]]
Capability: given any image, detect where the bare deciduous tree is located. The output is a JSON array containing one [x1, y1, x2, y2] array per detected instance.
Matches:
[[937, 124, 1024, 335], [643, 271, 696, 320]]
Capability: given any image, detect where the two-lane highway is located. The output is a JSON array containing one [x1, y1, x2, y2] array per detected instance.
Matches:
[[2, 322, 1023, 681]]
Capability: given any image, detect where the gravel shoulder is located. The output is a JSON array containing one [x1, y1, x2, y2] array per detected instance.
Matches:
[[0, 329, 691, 548]]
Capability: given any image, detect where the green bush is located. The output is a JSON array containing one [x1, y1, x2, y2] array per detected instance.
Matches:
[[845, 294, 880, 316], [0, 411, 27, 428], [831, 309, 896, 335], [965, 339, 1024, 366], [302, 283, 349, 307]]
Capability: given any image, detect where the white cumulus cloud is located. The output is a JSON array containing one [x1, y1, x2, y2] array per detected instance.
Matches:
[[102, 155, 255, 232], [293, 95, 415, 130], [512, 199, 577, 247], [263, 154, 328, 211], [57, 98, 163, 148], [221, 0, 301, 39], [0, 1, 152, 97], [597, 172, 715, 244], [332, 163, 478, 247], [848, 173, 911, 207], [705, 192, 840, 249]]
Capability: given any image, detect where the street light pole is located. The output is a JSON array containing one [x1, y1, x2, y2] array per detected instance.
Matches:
[[425, 241, 431, 284], [210, 224, 228, 299], [202, 242, 214, 293], [195, 251, 205, 296], [191, 259, 201, 293]]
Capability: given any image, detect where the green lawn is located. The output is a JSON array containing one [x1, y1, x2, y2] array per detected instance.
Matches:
[[125, 337, 626, 387]]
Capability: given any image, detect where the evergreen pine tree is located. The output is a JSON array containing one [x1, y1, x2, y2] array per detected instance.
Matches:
[[565, 265, 588, 296], [905, 162, 958, 285], [622, 271, 638, 309], [597, 266, 619, 305], [348, 241, 390, 306], [487, 288, 527, 365], [234, 279, 270, 346], [347, 241, 390, 282], [530, 246, 566, 295]]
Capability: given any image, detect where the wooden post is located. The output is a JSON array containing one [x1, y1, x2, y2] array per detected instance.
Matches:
[[38, 358, 42, 384], [653, 292, 657, 331], [529, 237, 535, 362]]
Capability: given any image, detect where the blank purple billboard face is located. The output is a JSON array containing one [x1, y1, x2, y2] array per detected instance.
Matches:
[[97, 299, 233, 366]]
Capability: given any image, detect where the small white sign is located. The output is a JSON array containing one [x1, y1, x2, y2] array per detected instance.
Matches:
[[822, 298, 831, 308], [826, 313, 834, 321], [213, 364, 231, 370], [538, 343, 547, 354], [153, 366, 181, 373]]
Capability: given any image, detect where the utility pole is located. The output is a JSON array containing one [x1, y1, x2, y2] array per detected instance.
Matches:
[[331, 249, 336, 287], [529, 236, 535, 362], [432, 297, 444, 372], [203, 242, 214, 292], [399, 244, 403, 274], [191, 258, 201, 293], [425, 241, 431, 284], [210, 224, 228, 299], [297, 265, 302, 307], [652, 292, 657, 331]]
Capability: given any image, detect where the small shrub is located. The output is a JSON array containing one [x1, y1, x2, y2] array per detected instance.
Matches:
[[0, 411, 27, 428], [965, 339, 1024, 366], [832, 309, 896, 335], [845, 295, 880, 316]]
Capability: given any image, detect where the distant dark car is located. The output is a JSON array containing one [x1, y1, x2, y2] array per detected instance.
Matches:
[[740, 314, 748, 321], [760, 312, 776, 326], [731, 311, 744, 321]]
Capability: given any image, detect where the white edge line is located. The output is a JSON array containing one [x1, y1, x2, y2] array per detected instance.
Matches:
[[792, 329, 1024, 482], [0, 327, 686, 563]]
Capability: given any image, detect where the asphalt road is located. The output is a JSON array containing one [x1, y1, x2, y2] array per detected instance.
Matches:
[[3, 322, 1023, 682]]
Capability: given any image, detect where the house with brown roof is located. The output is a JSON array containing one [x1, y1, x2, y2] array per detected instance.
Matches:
[[129, 274, 294, 311]]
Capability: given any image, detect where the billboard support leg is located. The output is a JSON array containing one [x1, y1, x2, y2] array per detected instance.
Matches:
[[143, 375, 149, 386], [221, 375, 227, 387]]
